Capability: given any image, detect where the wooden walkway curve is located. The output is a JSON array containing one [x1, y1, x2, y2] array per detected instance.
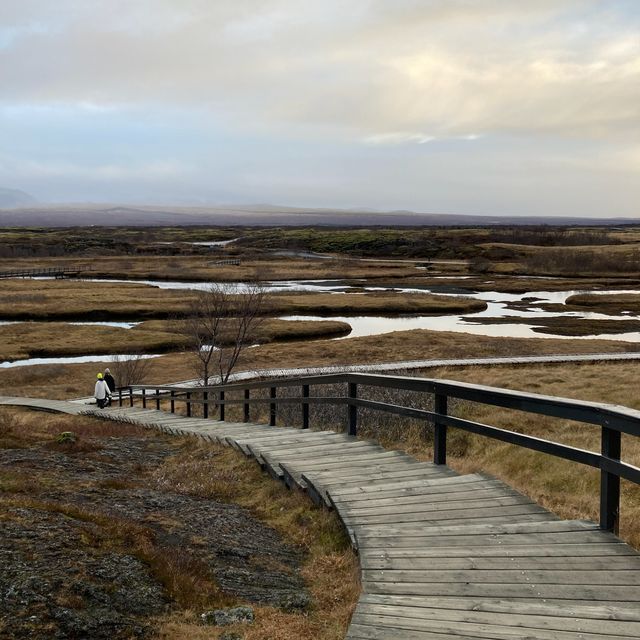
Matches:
[[2, 396, 640, 638]]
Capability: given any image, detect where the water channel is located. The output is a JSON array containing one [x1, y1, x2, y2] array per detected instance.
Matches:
[[79, 276, 640, 341], [4, 276, 639, 367]]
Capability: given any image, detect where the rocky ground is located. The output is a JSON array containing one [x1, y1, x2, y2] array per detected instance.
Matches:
[[0, 416, 310, 639]]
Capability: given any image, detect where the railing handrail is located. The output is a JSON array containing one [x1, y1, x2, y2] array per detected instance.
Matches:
[[127, 373, 640, 435], [120, 371, 640, 532]]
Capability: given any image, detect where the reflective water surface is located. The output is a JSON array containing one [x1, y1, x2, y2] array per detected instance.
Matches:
[[0, 353, 161, 369], [5, 277, 638, 368]]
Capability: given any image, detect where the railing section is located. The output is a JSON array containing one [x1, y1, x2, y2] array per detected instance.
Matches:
[[118, 373, 640, 533]]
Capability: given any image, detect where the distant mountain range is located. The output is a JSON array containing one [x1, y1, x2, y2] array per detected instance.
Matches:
[[0, 202, 638, 227], [0, 188, 37, 208]]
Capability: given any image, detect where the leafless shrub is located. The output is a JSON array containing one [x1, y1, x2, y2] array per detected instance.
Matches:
[[487, 227, 618, 247], [179, 283, 269, 386], [110, 353, 153, 387], [523, 248, 640, 275], [469, 257, 491, 274]]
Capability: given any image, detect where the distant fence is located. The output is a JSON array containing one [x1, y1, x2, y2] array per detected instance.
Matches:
[[119, 371, 640, 533], [0, 266, 92, 279], [208, 259, 241, 266]]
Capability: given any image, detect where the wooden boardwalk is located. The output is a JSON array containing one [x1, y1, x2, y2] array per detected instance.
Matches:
[[2, 396, 640, 638], [0, 266, 87, 279]]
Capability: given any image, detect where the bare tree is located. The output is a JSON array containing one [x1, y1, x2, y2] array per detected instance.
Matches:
[[182, 282, 268, 386], [110, 353, 154, 387]]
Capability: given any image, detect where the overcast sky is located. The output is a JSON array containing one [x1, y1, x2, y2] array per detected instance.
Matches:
[[1, 0, 639, 216]]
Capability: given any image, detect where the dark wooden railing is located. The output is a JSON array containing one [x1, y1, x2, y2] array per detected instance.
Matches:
[[118, 372, 640, 533]]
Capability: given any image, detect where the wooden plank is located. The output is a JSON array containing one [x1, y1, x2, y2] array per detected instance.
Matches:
[[360, 555, 639, 572], [341, 503, 551, 526], [354, 519, 600, 539], [277, 449, 413, 469], [278, 456, 418, 482], [329, 480, 513, 504], [236, 435, 366, 457], [248, 439, 380, 457], [308, 468, 459, 492], [362, 581, 640, 601], [349, 611, 640, 640], [359, 543, 636, 561], [241, 433, 361, 450], [304, 470, 462, 506], [282, 458, 426, 489], [347, 623, 484, 640], [342, 495, 532, 517], [252, 441, 383, 460], [334, 487, 525, 510], [230, 429, 339, 445], [356, 530, 617, 550], [363, 568, 640, 585], [298, 460, 438, 480], [354, 602, 640, 637], [359, 593, 640, 621]]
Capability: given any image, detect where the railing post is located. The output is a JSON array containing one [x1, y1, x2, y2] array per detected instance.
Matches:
[[141, 389, 146, 409], [118, 388, 122, 407], [244, 389, 250, 422], [186, 391, 191, 417], [302, 384, 310, 429], [600, 426, 621, 533], [155, 389, 160, 410], [433, 392, 448, 465], [219, 389, 225, 422], [270, 386, 277, 426], [348, 382, 357, 436], [170, 390, 175, 414], [203, 391, 208, 419], [129, 387, 133, 407]]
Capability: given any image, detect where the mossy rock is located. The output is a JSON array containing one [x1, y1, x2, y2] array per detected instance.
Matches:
[[56, 431, 77, 445]]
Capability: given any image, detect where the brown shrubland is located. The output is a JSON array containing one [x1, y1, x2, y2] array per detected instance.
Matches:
[[0, 407, 359, 639]]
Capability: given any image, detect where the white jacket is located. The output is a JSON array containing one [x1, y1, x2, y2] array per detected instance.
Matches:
[[94, 379, 111, 400]]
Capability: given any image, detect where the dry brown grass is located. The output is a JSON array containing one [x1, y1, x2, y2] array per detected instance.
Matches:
[[0, 318, 351, 362], [565, 293, 640, 314], [0, 407, 146, 444], [152, 440, 358, 639], [0, 255, 421, 282], [403, 361, 640, 548], [0, 278, 486, 320], [274, 291, 486, 315], [0, 321, 191, 361], [3, 327, 639, 401], [0, 407, 359, 637], [484, 242, 640, 277]]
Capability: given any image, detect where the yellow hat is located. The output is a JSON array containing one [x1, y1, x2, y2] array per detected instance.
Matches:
[[97, 373, 103, 379]]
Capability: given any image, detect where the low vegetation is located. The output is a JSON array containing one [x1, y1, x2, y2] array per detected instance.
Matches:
[[564, 293, 640, 315], [3, 328, 640, 401], [0, 278, 485, 321], [420, 361, 640, 549], [3, 224, 639, 267], [0, 253, 421, 281], [518, 245, 640, 276], [464, 315, 640, 336], [0, 407, 358, 639], [0, 318, 351, 363]]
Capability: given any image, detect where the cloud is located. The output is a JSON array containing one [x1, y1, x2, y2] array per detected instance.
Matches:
[[1, 0, 638, 140], [0, 1, 638, 214]]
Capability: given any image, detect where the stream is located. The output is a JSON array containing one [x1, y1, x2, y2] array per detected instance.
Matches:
[[3, 277, 639, 367]]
